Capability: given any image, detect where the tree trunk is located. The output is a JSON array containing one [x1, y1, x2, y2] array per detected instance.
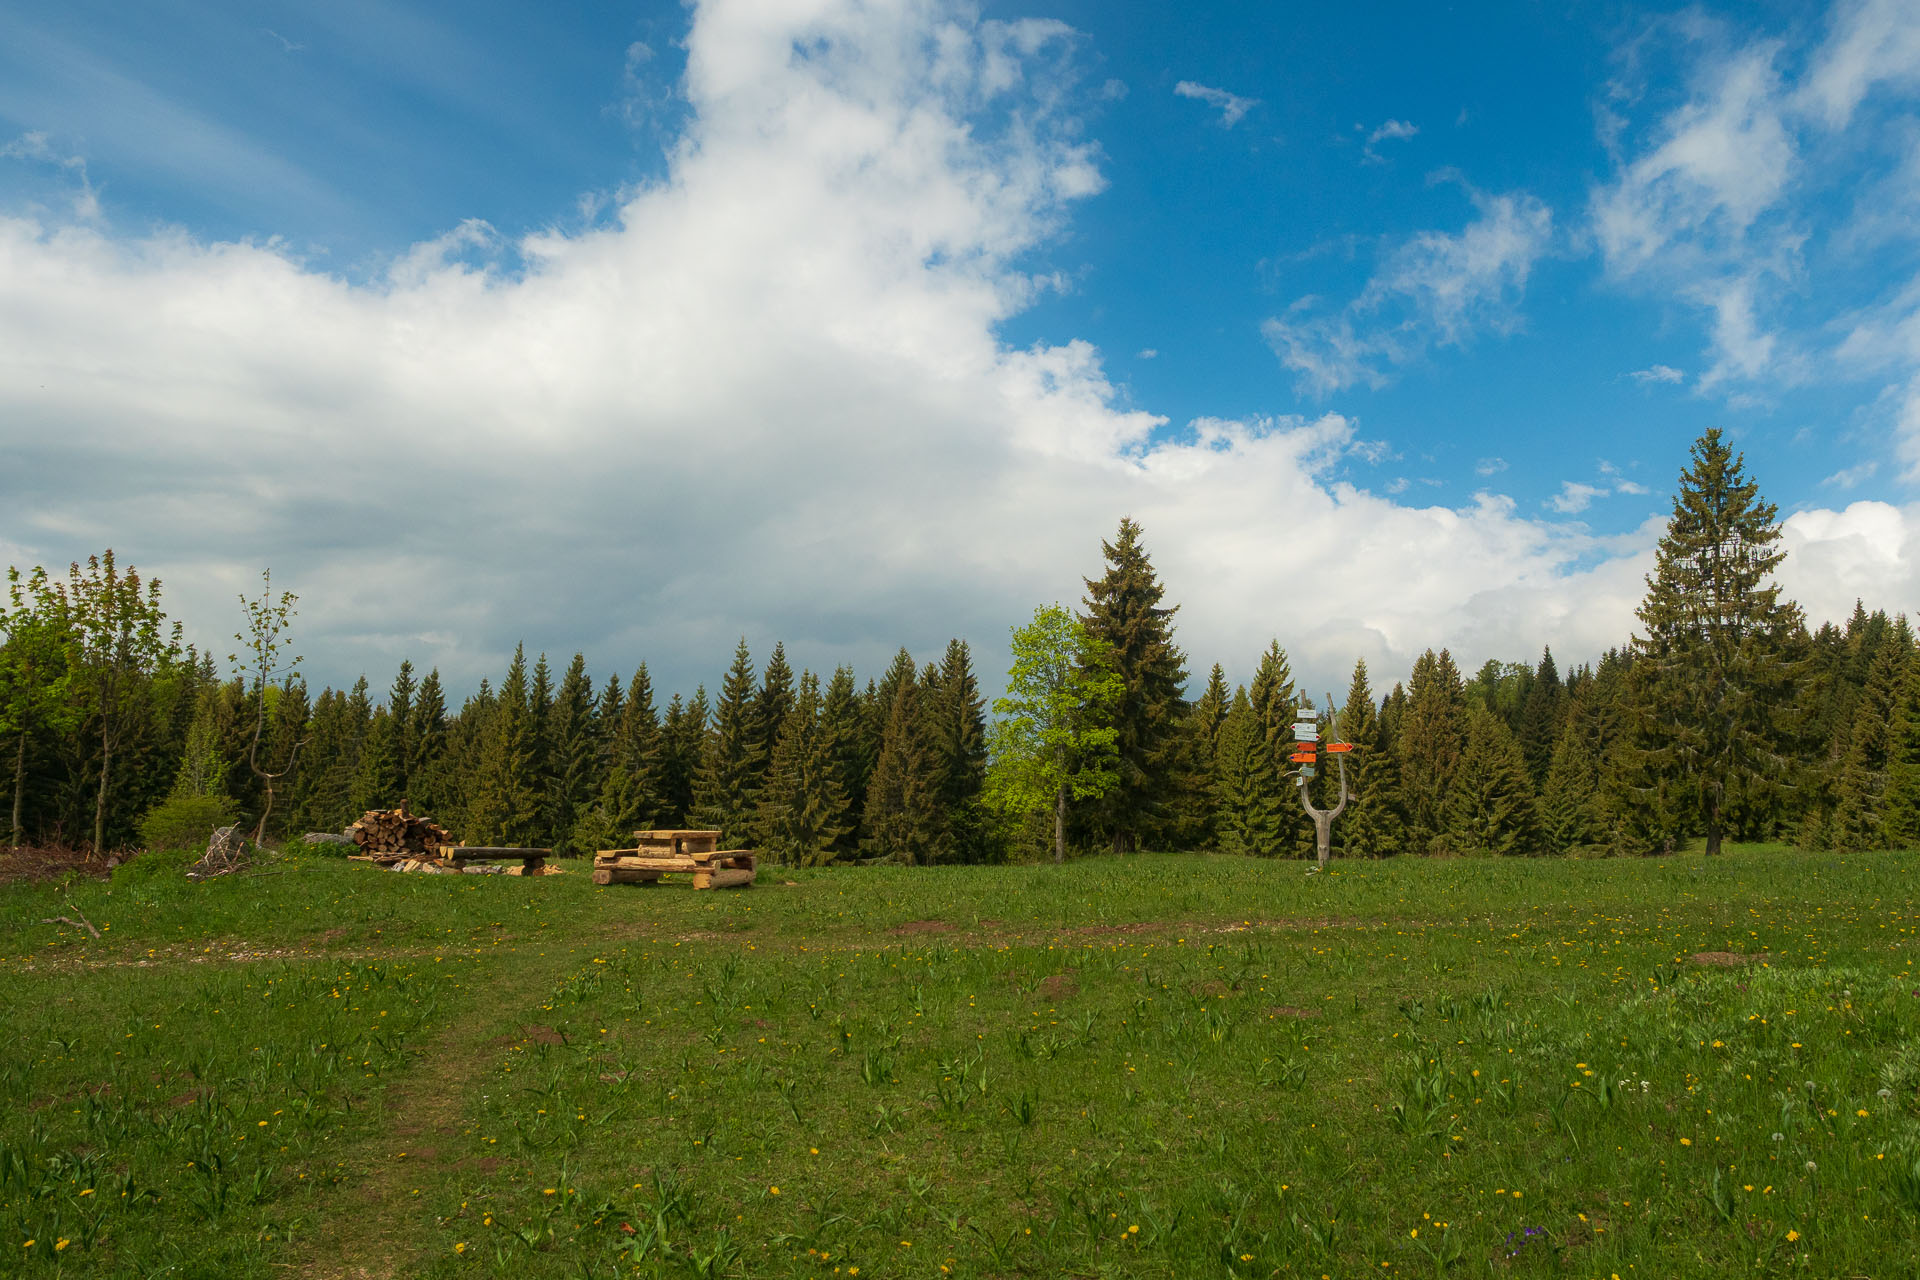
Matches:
[[254, 779, 276, 845], [10, 732, 24, 848], [93, 732, 111, 855], [1053, 784, 1066, 865], [1704, 815, 1723, 856]]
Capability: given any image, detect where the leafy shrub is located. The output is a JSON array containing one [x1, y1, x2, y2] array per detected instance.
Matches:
[[111, 846, 202, 885], [138, 793, 240, 853]]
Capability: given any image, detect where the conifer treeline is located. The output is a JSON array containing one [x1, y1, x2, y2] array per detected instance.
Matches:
[[4, 430, 1913, 860]]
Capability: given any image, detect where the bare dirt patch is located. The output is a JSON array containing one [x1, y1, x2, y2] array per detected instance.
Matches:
[[490, 1024, 567, 1047], [1190, 979, 1233, 999], [1690, 951, 1767, 967], [1039, 972, 1079, 1000], [0, 844, 114, 884], [888, 920, 956, 935]]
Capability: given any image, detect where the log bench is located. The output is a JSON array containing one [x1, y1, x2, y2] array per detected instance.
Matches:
[[593, 829, 757, 889]]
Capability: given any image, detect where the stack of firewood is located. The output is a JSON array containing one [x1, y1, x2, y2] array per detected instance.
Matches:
[[345, 804, 453, 856]]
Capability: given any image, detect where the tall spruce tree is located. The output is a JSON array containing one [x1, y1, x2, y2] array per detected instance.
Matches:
[[1080, 518, 1189, 852], [1336, 660, 1403, 857], [1445, 704, 1541, 856], [758, 671, 853, 866], [819, 667, 867, 859], [386, 661, 416, 799], [1880, 639, 1920, 847], [545, 653, 597, 855], [693, 641, 764, 845], [1213, 689, 1286, 857], [348, 708, 403, 814], [754, 642, 797, 780], [466, 646, 543, 847], [1831, 626, 1909, 851], [659, 691, 705, 828], [1399, 649, 1467, 853], [1518, 648, 1563, 787], [863, 669, 939, 864], [923, 639, 989, 862], [1633, 428, 1802, 855], [407, 669, 449, 814], [1539, 704, 1600, 854]]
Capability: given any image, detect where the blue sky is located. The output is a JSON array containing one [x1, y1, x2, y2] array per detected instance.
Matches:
[[3, 0, 1918, 700]]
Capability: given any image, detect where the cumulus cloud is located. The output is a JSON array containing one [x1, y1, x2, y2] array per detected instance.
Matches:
[[1548, 482, 1608, 514], [1263, 187, 1553, 395], [1174, 80, 1259, 128], [1, 0, 1912, 704], [1474, 457, 1508, 476]]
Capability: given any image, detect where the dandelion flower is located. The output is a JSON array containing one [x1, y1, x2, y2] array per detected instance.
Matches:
[[770, 1186, 780, 1195], [1128, 1224, 1139, 1234], [455, 1243, 466, 1254], [55, 1240, 68, 1251], [1786, 1229, 1800, 1241]]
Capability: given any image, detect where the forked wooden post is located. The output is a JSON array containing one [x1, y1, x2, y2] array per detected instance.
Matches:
[[1295, 753, 1349, 871], [1292, 693, 1352, 871]]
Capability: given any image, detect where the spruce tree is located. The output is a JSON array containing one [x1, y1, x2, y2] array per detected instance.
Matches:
[[545, 653, 597, 854], [1539, 707, 1599, 854], [1518, 648, 1563, 787], [1248, 641, 1309, 847], [1080, 518, 1189, 851], [574, 665, 665, 853], [1399, 649, 1467, 853], [863, 670, 939, 864], [659, 691, 705, 828], [1445, 705, 1541, 856], [819, 667, 866, 859], [1167, 663, 1232, 850], [407, 669, 449, 814], [923, 639, 988, 862], [1337, 659, 1403, 857], [1881, 641, 1920, 847], [386, 661, 416, 798], [348, 708, 403, 814], [693, 641, 764, 845], [1633, 429, 1802, 854], [1831, 630, 1908, 851], [754, 642, 796, 777], [1213, 689, 1286, 857], [758, 671, 853, 865], [466, 646, 543, 847]]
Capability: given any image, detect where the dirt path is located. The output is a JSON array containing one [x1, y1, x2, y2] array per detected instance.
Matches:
[[285, 941, 590, 1279]]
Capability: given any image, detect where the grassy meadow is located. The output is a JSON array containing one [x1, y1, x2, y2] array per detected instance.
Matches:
[[2, 847, 1918, 1278]]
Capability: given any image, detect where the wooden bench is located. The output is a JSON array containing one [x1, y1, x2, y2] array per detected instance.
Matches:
[[593, 829, 757, 889]]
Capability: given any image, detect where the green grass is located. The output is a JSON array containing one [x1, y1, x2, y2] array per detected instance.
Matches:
[[2, 846, 1918, 1278]]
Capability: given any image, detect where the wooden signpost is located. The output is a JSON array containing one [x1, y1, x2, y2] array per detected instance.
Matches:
[[1292, 697, 1353, 871]]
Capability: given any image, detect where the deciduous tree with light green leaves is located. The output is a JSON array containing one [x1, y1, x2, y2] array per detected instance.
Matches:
[[985, 604, 1123, 864]]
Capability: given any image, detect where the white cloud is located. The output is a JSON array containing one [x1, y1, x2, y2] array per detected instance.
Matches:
[[1136, 347, 1157, 359], [1615, 479, 1651, 496], [1362, 118, 1418, 162], [1798, 0, 1920, 128], [1629, 363, 1686, 384], [1475, 457, 1508, 476], [0, 0, 1910, 706], [1823, 460, 1879, 488], [1548, 482, 1608, 514], [1263, 188, 1553, 394], [1591, 2, 1920, 405], [1174, 80, 1259, 128]]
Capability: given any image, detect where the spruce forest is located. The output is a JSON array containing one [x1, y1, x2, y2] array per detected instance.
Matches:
[[1, 429, 1906, 863]]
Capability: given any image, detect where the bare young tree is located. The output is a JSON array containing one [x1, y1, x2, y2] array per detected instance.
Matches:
[[231, 570, 308, 843]]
